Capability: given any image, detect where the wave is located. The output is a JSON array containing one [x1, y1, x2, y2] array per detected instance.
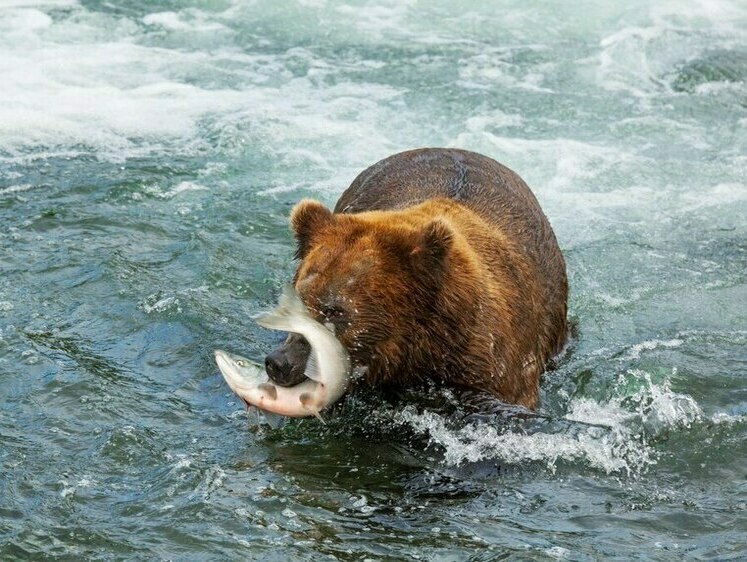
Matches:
[[389, 371, 713, 477]]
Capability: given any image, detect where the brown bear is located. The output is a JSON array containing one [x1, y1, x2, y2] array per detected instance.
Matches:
[[265, 148, 567, 409]]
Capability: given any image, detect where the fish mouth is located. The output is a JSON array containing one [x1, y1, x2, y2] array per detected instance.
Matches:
[[215, 349, 258, 406], [214, 349, 234, 372], [215, 349, 246, 384]]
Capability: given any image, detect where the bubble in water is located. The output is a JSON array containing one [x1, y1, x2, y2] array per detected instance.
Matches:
[[140, 295, 181, 314]]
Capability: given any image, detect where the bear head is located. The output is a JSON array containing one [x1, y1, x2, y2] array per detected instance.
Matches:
[[264, 198, 460, 388]]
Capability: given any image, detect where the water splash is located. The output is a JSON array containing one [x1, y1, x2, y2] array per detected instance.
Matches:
[[393, 370, 708, 476]]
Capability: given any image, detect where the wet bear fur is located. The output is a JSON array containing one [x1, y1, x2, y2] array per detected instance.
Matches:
[[265, 148, 568, 409]]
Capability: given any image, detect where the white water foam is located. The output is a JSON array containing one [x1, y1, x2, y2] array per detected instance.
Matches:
[[157, 181, 208, 200], [142, 10, 228, 33], [335, 0, 414, 41], [397, 407, 654, 475], [595, 0, 747, 97], [0, 184, 35, 196], [0, 1, 401, 172], [451, 122, 643, 195], [394, 370, 711, 476], [58, 474, 96, 498], [1, 0, 75, 6], [458, 50, 554, 93], [140, 295, 181, 315], [622, 338, 685, 360]]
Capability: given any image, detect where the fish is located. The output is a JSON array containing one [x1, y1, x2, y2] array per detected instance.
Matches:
[[215, 284, 351, 422]]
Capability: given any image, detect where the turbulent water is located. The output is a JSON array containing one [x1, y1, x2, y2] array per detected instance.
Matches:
[[1, 0, 746, 559]]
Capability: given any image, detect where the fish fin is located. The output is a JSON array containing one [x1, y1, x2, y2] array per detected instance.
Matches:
[[257, 383, 278, 400], [253, 284, 309, 332], [311, 409, 326, 424], [261, 411, 286, 429], [299, 392, 325, 424], [277, 283, 307, 314], [304, 352, 323, 383]]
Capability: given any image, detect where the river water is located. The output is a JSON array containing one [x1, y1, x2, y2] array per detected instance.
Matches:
[[1, 1, 745, 560]]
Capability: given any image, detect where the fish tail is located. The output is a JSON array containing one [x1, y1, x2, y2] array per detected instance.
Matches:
[[253, 284, 310, 332]]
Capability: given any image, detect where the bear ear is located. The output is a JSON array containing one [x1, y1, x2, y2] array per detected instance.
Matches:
[[290, 199, 334, 259], [409, 219, 453, 269]]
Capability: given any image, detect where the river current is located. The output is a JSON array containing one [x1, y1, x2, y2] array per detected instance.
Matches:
[[1, 1, 745, 560]]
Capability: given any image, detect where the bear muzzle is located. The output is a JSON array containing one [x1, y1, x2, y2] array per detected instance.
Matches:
[[265, 333, 311, 387]]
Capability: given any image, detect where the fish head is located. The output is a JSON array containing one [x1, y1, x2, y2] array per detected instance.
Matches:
[[215, 349, 264, 385]]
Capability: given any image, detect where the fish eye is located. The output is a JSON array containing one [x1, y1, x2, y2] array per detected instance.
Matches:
[[236, 360, 246, 367]]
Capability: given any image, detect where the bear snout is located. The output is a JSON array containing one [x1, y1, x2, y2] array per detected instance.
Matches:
[[265, 335, 311, 387]]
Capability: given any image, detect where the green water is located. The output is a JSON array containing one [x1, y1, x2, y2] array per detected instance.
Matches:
[[1, 1, 745, 559]]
